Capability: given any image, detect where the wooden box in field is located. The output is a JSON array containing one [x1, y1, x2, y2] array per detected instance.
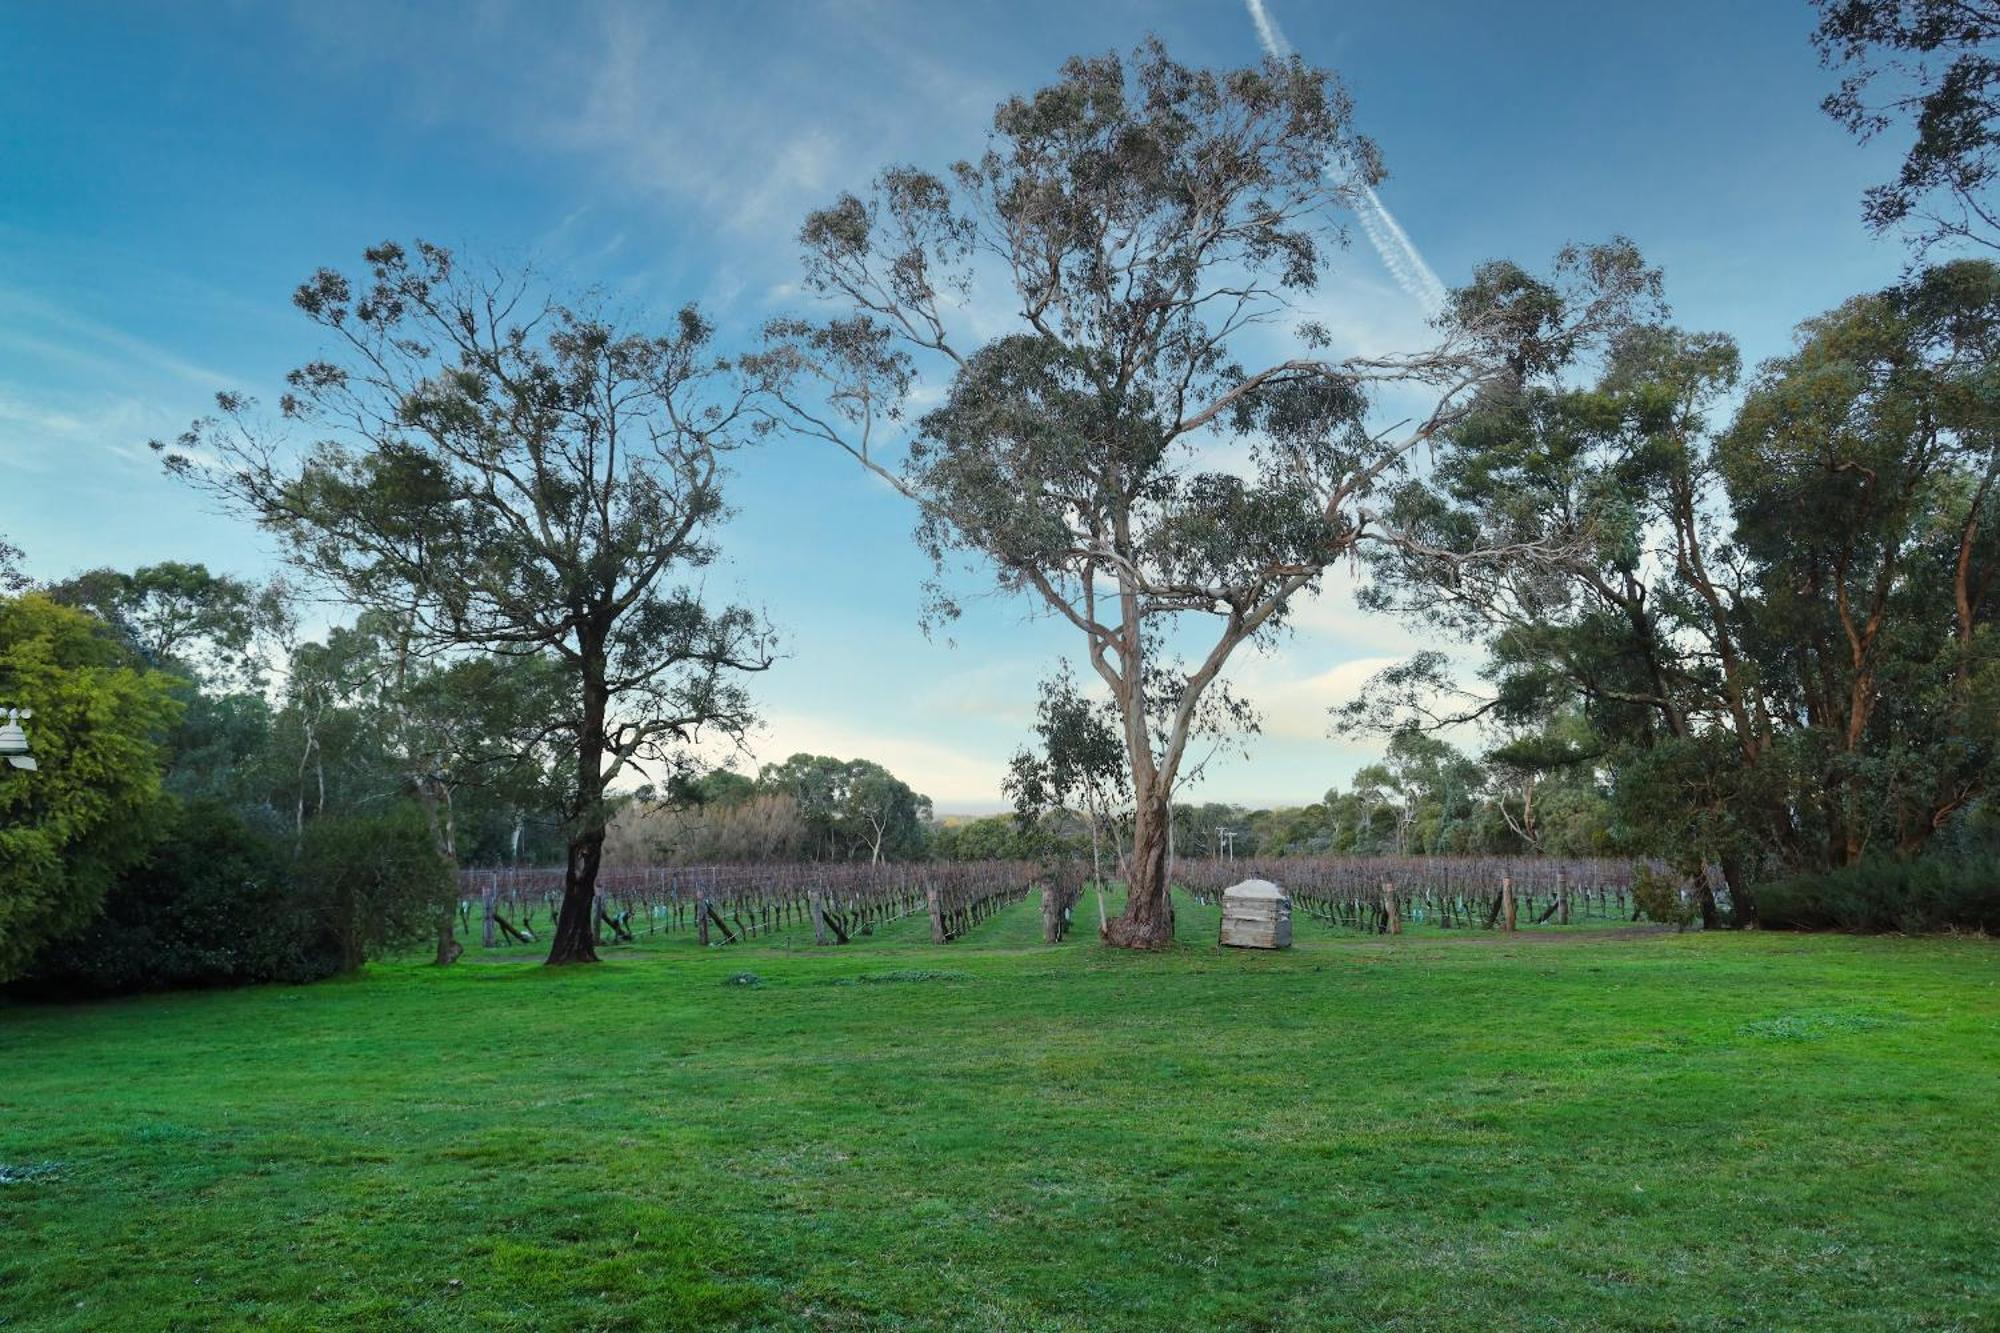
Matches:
[[1219, 879, 1292, 949]]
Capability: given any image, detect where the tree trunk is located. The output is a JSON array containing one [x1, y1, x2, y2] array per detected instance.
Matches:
[[1719, 853, 1758, 929], [547, 664, 610, 966], [435, 915, 463, 965], [1086, 805, 1108, 933], [413, 778, 463, 967], [1694, 871, 1720, 932], [1103, 788, 1173, 949], [547, 828, 605, 964], [927, 883, 946, 944]]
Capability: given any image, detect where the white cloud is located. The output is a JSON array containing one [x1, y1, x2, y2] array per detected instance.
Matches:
[[742, 708, 1011, 811], [0, 388, 183, 475], [1226, 652, 1400, 742], [909, 658, 1040, 728], [0, 286, 238, 392]]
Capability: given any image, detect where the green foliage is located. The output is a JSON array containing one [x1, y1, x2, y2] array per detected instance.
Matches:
[[755, 753, 931, 862], [1360, 261, 2000, 927], [0, 532, 30, 593], [0, 595, 181, 982], [930, 813, 1042, 862], [1758, 857, 2000, 933], [23, 800, 343, 995], [46, 561, 288, 690], [1005, 667, 1126, 825], [162, 686, 274, 804], [1814, 0, 2000, 252], [292, 804, 455, 972], [689, 767, 755, 807], [1631, 865, 1697, 928]]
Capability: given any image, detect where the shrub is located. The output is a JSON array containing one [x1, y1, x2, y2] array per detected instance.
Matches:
[[1757, 857, 2000, 933], [23, 800, 343, 995], [292, 804, 454, 972], [1631, 865, 1696, 928], [0, 594, 182, 982], [23, 800, 452, 997]]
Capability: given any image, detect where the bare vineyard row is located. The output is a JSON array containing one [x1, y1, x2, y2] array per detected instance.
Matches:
[[454, 860, 1040, 948], [1175, 856, 1650, 932], [454, 855, 1649, 950]]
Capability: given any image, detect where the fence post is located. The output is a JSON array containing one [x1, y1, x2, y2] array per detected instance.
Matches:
[[1557, 868, 1570, 925], [927, 882, 946, 944], [809, 888, 830, 946], [1383, 878, 1401, 935], [1502, 875, 1517, 932], [696, 883, 710, 947], [482, 874, 498, 949]]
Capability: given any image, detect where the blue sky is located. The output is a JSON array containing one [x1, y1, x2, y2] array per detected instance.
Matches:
[[0, 1, 1911, 810]]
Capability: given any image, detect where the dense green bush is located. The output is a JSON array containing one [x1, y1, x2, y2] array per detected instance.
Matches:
[[292, 804, 453, 972], [24, 801, 343, 995], [1757, 857, 2000, 934], [23, 800, 451, 996], [1631, 864, 1697, 928], [0, 594, 183, 983]]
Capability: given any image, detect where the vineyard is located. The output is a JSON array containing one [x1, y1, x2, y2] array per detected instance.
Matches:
[[452, 854, 1656, 954], [455, 859, 1045, 950], [1176, 855, 1654, 933]]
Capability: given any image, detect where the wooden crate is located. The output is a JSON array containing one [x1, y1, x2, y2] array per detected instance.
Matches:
[[1219, 879, 1292, 949]]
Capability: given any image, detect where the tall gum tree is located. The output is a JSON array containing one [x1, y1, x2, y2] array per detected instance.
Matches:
[[754, 42, 1657, 946], [160, 242, 775, 965], [1353, 261, 2000, 921]]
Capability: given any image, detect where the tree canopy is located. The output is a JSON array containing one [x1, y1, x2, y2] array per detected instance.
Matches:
[[0, 595, 182, 981], [1355, 260, 2000, 924], [756, 753, 933, 863], [758, 40, 1655, 945], [159, 241, 775, 963], [1815, 0, 2000, 252]]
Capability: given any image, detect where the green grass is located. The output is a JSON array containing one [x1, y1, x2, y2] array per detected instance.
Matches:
[[2, 895, 1995, 1331]]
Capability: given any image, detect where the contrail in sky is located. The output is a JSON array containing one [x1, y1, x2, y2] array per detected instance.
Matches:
[[1243, 0, 1449, 317]]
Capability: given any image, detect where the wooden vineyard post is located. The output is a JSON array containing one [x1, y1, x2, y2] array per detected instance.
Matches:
[[1557, 868, 1570, 925], [1502, 875, 1518, 932], [809, 888, 831, 946], [927, 882, 946, 944], [696, 883, 710, 947], [1041, 884, 1059, 944], [482, 874, 498, 949], [1383, 878, 1401, 935]]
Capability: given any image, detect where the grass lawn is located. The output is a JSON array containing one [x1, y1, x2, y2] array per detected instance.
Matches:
[[2, 893, 1995, 1331]]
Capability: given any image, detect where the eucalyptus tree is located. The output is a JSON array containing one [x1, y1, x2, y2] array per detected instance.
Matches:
[[756, 41, 1656, 945], [49, 562, 291, 690], [1815, 0, 2000, 253], [159, 242, 774, 965], [1005, 665, 1130, 926], [1356, 261, 2000, 920], [1479, 711, 1606, 856], [47, 563, 293, 808], [1348, 316, 1776, 922], [1378, 728, 1482, 854], [755, 753, 933, 863], [0, 534, 30, 594], [1721, 260, 2000, 863], [301, 612, 566, 963]]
